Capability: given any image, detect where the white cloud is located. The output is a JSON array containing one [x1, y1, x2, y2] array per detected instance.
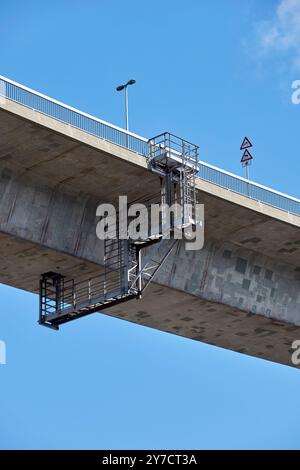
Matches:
[[258, 0, 300, 69]]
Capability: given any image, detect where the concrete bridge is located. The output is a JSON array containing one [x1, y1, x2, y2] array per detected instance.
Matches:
[[1, 75, 300, 367]]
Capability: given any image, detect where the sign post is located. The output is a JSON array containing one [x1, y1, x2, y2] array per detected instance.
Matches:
[[240, 137, 253, 181]]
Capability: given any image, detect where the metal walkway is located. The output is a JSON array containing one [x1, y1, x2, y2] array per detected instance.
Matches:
[[39, 133, 199, 329]]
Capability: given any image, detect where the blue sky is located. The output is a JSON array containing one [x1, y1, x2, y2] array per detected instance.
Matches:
[[1, 0, 300, 450]]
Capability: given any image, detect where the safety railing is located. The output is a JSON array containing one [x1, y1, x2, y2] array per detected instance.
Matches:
[[0, 75, 148, 156], [0, 75, 299, 216], [149, 132, 199, 170], [198, 162, 300, 215], [40, 269, 124, 322]]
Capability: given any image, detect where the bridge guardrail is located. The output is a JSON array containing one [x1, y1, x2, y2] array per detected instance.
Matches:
[[0, 75, 299, 217], [198, 162, 300, 216], [0, 76, 148, 156]]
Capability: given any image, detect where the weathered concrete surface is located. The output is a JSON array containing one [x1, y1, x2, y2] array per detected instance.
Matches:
[[1, 97, 300, 368], [148, 238, 300, 327]]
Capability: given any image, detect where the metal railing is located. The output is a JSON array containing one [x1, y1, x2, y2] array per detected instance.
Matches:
[[0, 75, 148, 156], [0, 75, 299, 216], [198, 162, 300, 215], [149, 132, 199, 169], [40, 269, 124, 322]]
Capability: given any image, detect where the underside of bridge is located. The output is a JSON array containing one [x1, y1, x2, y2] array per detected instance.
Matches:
[[1, 97, 300, 367]]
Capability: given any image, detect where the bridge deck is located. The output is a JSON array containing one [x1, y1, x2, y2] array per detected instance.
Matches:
[[0, 77, 300, 368]]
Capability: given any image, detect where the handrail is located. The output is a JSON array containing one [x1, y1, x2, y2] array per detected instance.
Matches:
[[0, 75, 147, 141], [0, 75, 148, 156], [198, 159, 300, 203], [197, 162, 300, 214], [0, 74, 299, 216]]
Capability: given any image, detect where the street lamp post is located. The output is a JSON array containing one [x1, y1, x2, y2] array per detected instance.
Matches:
[[116, 79, 136, 132]]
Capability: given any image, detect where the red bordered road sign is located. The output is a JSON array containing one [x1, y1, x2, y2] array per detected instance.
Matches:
[[240, 137, 253, 150], [241, 148, 253, 164]]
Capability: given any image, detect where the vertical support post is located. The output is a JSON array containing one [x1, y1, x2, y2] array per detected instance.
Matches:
[[245, 163, 250, 197], [149, 139, 155, 162], [125, 86, 129, 148], [245, 162, 250, 181], [125, 85, 129, 131], [72, 279, 76, 308], [161, 176, 166, 235], [0, 79, 6, 106], [38, 272, 64, 329], [167, 171, 174, 231], [122, 239, 129, 294], [56, 275, 62, 314], [39, 277, 44, 325], [138, 248, 142, 298]]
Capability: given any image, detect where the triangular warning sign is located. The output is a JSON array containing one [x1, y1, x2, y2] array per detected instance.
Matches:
[[240, 137, 253, 150], [241, 149, 253, 163]]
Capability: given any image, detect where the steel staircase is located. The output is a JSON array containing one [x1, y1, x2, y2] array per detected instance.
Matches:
[[39, 133, 199, 329]]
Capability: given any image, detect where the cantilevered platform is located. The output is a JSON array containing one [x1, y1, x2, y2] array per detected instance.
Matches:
[[1, 75, 300, 367]]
